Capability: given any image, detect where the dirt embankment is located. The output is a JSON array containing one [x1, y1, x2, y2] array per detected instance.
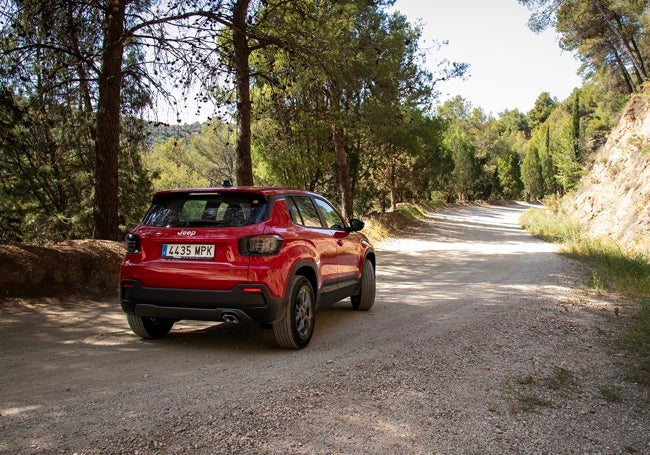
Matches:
[[0, 240, 124, 298]]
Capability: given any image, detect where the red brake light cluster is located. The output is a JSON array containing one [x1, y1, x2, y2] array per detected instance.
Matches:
[[238, 235, 284, 255]]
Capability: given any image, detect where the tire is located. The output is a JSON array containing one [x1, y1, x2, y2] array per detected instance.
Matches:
[[126, 313, 174, 339], [351, 259, 375, 311], [273, 276, 315, 349]]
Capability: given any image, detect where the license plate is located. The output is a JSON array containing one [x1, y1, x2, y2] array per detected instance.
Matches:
[[162, 243, 215, 259]]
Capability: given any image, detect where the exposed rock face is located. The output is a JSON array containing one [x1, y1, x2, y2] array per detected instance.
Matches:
[[565, 89, 650, 256]]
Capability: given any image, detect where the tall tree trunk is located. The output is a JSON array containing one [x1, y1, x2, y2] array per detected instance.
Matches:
[[232, 0, 254, 186], [390, 162, 397, 211], [331, 123, 353, 219], [628, 36, 647, 80], [610, 42, 635, 93], [94, 0, 125, 240], [572, 92, 580, 160]]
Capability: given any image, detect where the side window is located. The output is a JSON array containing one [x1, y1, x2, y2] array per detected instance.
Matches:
[[313, 198, 346, 230], [291, 196, 323, 228], [287, 197, 304, 225]]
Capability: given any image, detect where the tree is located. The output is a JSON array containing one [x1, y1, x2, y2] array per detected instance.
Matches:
[[519, 0, 648, 93], [144, 122, 236, 191], [539, 124, 557, 195], [546, 107, 584, 194], [572, 90, 581, 160], [94, 0, 126, 240], [499, 108, 531, 138], [528, 91, 557, 129], [446, 125, 481, 202], [250, 1, 465, 217], [251, 79, 335, 191], [522, 145, 544, 201], [0, 91, 93, 242], [438, 97, 506, 201], [2, 0, 294, 239], [1, 2, 156, 238], [438, 98, 481, 201], [497, 151, 524, 199]]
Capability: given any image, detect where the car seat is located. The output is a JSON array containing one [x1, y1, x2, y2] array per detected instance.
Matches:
[[223, 204, 245, 226]]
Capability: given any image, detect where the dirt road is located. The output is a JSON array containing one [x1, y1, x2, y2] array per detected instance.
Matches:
[[1, 203, 648, 454]]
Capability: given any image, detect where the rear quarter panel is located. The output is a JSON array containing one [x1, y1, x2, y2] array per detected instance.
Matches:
[[246, 198, 323, 298]]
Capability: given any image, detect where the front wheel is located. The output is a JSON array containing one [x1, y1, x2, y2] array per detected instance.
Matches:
[[126, 314, 174, 339], [351, 259, 375, 310], [273, 276, 315, 349]]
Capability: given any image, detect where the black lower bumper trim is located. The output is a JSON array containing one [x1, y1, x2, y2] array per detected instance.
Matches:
[[120, 280, 284, 324]]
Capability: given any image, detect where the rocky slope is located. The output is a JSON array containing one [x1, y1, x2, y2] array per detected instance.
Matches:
[[565, 87, 650, 256]]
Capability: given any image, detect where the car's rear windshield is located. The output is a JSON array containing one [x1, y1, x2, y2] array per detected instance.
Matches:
[[142, 192, 268, 228]]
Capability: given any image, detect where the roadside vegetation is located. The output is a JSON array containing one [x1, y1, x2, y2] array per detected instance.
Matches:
[[520, 205, 650, 385]]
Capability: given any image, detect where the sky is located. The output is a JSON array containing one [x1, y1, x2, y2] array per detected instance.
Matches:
[[392, 0, 583, 116]]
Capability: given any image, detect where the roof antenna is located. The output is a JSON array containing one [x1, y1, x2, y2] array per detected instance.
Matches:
[[223, 179, 233, 187]]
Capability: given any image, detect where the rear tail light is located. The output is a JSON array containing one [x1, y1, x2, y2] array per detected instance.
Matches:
[[125, 233, 141, 254], [238, 235, 284, 255]]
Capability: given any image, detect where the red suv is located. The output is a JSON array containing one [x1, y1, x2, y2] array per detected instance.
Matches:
[[119, 187, 375, 349]]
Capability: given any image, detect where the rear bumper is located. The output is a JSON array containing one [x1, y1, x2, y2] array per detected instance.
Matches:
[[120, 279, 285, 324]]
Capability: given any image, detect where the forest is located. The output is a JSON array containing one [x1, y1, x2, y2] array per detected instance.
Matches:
[[0, 0, 647, 245]]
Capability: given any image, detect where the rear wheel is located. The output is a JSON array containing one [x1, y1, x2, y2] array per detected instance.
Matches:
[[273, 276, 315, 349], [351, 259, 375, 310], [126, 314, 174, 339]]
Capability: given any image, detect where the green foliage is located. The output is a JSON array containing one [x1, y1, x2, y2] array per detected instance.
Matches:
[[522, 206, 650, 296], [519, 85, 625, 201], [521, 146, 544, 201], [0, 90, 152, 243], [251, 85, 335, 191], [144, 122, 237, 191], [0, 92, 94, 243], [444, 121, 481, 201], [497, 151, 524, 199], [119, 119, 154, 232], [528, 92, 557, 129], [143, 122, 204, 149], [436, 97, 538, 202], [579, 82, 627, 153], [564, 238, 650, 297], [395, 203, 427, 221], [247, 0, 467, 213]]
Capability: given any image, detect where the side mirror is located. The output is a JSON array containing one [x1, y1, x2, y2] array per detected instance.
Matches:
[[348, 218, 365, 232]]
